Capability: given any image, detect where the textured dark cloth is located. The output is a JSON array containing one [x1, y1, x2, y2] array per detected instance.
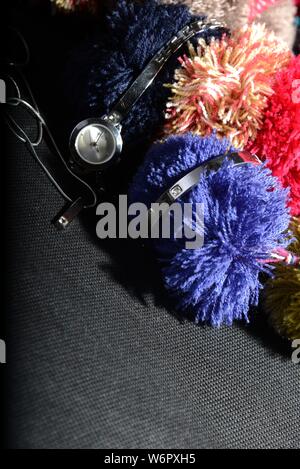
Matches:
[[3, 0, 300, 450], [4, 109, 300, 449]]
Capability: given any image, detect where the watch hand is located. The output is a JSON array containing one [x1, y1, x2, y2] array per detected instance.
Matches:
[[95, 130, 103, 145], [89, 128, 94, 145], [89, 129, 103, 147]]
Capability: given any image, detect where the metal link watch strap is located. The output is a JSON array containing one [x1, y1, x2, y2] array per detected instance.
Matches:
[[148, 152, 246, 228], [155, 20, 224, 64], [105, 19, 227, 124]]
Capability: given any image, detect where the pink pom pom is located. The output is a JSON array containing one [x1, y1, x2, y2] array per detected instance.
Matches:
[[248, 1, 283, 22], [247, 56, 300, 216]]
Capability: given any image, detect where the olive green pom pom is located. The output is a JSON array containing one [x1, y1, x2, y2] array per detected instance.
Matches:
[[265, 219, 300, 340]]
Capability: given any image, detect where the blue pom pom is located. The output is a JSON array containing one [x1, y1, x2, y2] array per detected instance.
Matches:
[[129, 134, 291, 326], [65, 0, 225, 147]]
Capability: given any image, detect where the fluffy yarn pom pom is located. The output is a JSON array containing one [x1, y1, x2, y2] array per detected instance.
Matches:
[[129, 133, 291, 326], [164, 23, 291, 148], [65, 0, 225, 147], [159, 0, 240, 24], [52, 0, 97, 11], [248, 0, 282, 21], [160, 0, 296, 48], [265, 219, 300, 340], [161, 0, 283, 23], [247, 56, 300, 217]]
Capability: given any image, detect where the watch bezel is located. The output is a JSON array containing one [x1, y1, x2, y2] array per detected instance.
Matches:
[[69, 118, 123, 171]]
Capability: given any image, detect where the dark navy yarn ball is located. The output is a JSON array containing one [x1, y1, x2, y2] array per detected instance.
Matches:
[[65, 0, 225, 147], [129, 134, 291, 326]]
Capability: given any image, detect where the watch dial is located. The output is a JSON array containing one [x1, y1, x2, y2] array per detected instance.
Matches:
[[75, 124, 116, 165]]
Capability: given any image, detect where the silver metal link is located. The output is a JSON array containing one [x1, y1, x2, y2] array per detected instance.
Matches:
[[107, 19, 227, 122]]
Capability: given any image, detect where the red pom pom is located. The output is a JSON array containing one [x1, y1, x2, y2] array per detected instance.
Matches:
[[247, 56, 300, 217]]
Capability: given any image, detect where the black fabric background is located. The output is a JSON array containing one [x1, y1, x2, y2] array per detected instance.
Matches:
[[2, 0, 300, 449]]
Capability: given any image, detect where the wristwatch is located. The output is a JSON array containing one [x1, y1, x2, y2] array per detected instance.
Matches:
[[69, 19, 226, 174]]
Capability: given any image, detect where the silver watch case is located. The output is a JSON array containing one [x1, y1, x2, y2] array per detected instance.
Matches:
[[69, 117, 123, 172]]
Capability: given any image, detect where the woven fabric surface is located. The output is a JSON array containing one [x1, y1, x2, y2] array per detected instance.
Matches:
[[4, 0, 300, 449], [4, 108, 300, 449]]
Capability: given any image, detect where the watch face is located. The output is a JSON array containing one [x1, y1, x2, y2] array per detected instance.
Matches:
[[74, 123, 116, 166]]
